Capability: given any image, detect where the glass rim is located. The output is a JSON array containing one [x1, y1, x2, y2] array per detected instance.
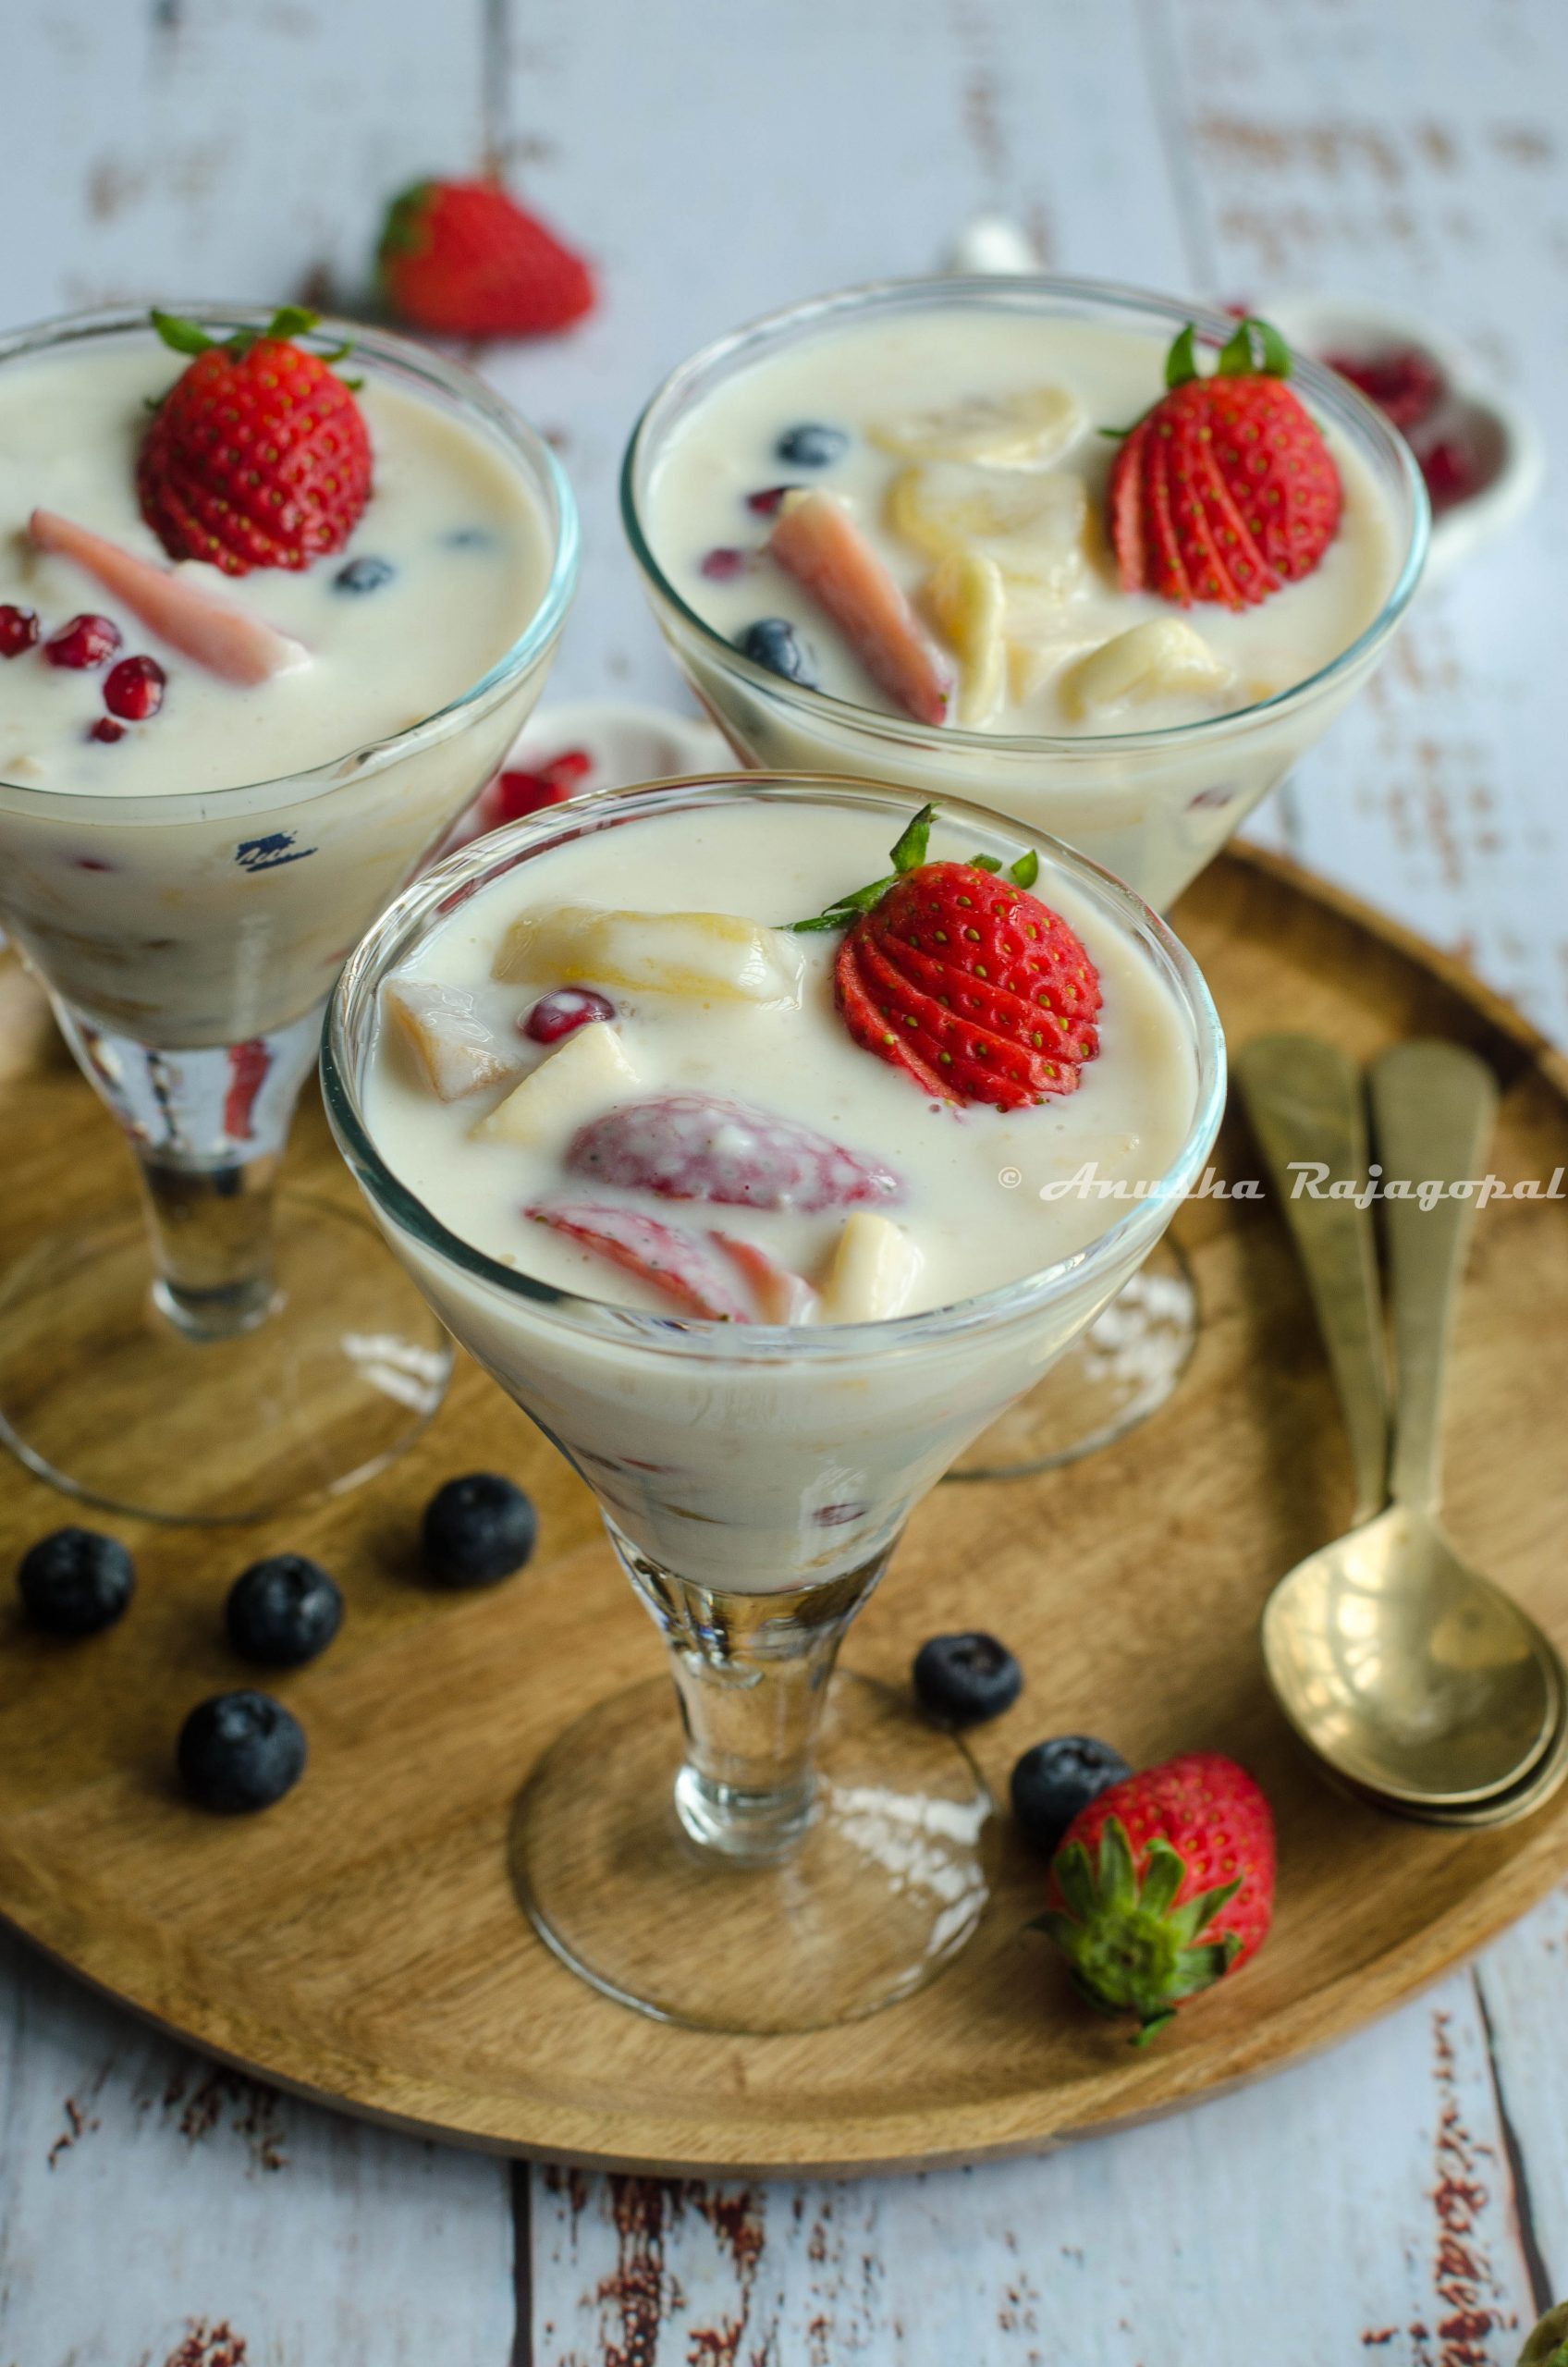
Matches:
[[0, 301, 581, 820], [321, 769, 1228, 1364], [619, 270, 1431, 760]]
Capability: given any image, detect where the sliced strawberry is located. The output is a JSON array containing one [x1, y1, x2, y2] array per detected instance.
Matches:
[[1142, 427, 1192, 607], [29, 508, 303, 685], [851, 928, 1046, 1108], [868, 862, 1102, 1047], [710, 1233, 818, 1323], [525, 1203, 753, 1319], [566, 1093, 902, 1210], [1109, 416, 1153, 594], [863, 923, 1091, 1072], [769, 490, 952, 726], [833, 935, 954, 1102]]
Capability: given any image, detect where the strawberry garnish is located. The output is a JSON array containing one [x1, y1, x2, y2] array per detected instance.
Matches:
[[1108, 317, 1342, 609], [377, 179, 594, 339], [138, 308, 372, 576], [794, 805, 1100, 1110], [1037, 1750, 1276, 2043]]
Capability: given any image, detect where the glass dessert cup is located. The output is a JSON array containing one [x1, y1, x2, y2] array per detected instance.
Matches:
[[621, 274, 1429, 1475], [322, 774, 1226, 2032], [0, 306, 579, 1524]]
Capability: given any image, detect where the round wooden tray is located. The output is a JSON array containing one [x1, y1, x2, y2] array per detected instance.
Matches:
[[1, 844, 1565, 2177]]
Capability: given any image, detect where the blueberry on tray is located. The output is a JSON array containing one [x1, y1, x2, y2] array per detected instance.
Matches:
[[912, 1631, 1023, 1728], [178, 1691, 307, 1814], [422, 1474, 539, 1588], [226, 1554, 343, 1668], [17, 1527, 135, 1637]]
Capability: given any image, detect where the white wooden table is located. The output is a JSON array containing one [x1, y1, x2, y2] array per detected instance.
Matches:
[[3, 2, 1565, 2357]]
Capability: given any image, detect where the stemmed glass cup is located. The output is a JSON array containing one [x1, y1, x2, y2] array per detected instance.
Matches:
[[0, 306, 578, 1522], [323, 773, 1225, 2031]]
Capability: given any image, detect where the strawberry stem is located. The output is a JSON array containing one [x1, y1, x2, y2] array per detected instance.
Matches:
[[1217, 314, 1292, 379], [789, 803, 936, 932], [1165, 325, 1201, 388]]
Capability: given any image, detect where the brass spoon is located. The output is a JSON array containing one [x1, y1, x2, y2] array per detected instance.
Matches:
[[1239, 1035, 1563, 1810]]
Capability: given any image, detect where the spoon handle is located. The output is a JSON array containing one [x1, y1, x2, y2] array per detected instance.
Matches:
[[1369, 1040, 1501, 1517], [1234, 1033, 1390, 1524]]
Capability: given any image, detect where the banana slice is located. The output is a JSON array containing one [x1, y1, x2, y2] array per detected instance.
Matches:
[[817, 1212, 924, 1324], [869, 387, 1084, 468], [1060, 620, 1233, 718], [474, 1020, 638, 1147], [888, 463, 1088, 596], [924, 551, 1007, 725], [492, 905, 804, 1007]]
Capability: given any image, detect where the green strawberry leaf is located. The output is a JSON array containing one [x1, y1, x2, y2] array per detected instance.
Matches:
[[889, 803, 934, 874], [262, 305, 321, 343], [1009, 849, 1039, 889], [970, 854, 1003, 874], [1164, 324, 1201, 387], [1218, 315, 1292, 380], [788, 803, 936, 931], [150, 309, 215, 357]]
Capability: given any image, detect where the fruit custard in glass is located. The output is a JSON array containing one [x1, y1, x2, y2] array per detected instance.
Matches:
[[0, 305, 576, 1522], [327, 775, 1223, 2028]]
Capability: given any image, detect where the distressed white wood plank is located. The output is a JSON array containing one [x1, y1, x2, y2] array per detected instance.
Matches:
[[1474, 1889, 1568, 2302], [0, 1929, 517, 2365], [532, 1968, 1542, 2364], [1159, 0, 1568, 1043], [0, 0, 494, 322]]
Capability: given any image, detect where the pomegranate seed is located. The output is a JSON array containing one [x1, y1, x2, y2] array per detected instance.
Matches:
[[1419, 434, 1487, 513], [700, 546, 750, 581], [1325, 347, 1444, 435], [0, 604, 40, 657], [523, 987, 616, 1045], [44, 613, 122, 670], [89, 717, 125, 743], [745, 484, 799, 517], [103, 654, 166, 721]]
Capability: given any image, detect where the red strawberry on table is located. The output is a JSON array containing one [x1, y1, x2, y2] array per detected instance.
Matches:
[[1037, 1749, 1277, 2043], [138, 307, 373, 576], [794, 804, 1101, 1110], [378, 179, 595, 339], [1109, 315, 1342, 608]]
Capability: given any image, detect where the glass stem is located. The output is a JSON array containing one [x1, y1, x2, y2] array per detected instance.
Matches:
[[608, 1522, 895, 1866], [51, 1000, 325, 1343]]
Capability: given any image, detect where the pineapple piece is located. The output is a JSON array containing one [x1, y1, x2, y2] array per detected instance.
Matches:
[[474, 1022, 639, 1147], [385, 977, 523, 1102], [1060, 619, 1233, 719], [492, 906, 804, 1007], [868, 387, 1084, 468], [888, 463, 1088, 596], [925, 551, 1007, 725], [816, 1212, 924, 1324]]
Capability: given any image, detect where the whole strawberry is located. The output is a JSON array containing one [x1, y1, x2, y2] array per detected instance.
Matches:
[[794, 804, 1100, 1110], [139, 307, 372, 575], [1109, 316, 1342, 608], [378, 179, 594, 338], [1037, 1750, 1276, 2043]]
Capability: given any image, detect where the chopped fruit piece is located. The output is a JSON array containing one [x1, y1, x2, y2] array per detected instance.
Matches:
[[711, 1233, 818, 1323], [913, 1631, 1023, 1726], [474, 1018, 638, 1146], [43, 610, 121, 670], [103, 654, 166, 720], [1324, 345, 1443, 435], [527, 1202, 754, 1320], [567, 1093, 902, 1210], [491, 745, 594, 822], [0, 604, 40, 656], [1060, 619, 1231, 717], [1108, 317, 1341, 607], [138, 306, 372, 574], [422, 1472, 538, 1587], [226, 1555, 343, 1667], [523, 986, 617, 1044], [745, 484, 798, 517], [178, 1691, 306, 1814], [925, 549, 1007, 724], [1011, 1735, 1131, 1857], [1419, 430, 1488, 511], [386, 977, 524, 1101], [816, 1209, 924, 1322], [492, 903, 805, 1006], [700, 546, 750, 581], [378, 178, 595, 338], [870, 386, 1084, 468], [29, 509, 305, 685], [770, 489, 952, 726], [223, 1040, 271, 1140], [1039, 1751, 1276, 2043], [739, 616, 818, 686], [89, 718, 125, 744], [17, 1527, 135, 1637], [776, 423, 850, 467], [888, 461, 1088, 594], [335, 556, 396, 594]]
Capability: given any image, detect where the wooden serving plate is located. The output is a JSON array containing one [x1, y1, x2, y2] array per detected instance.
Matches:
[[1, 845, 1565, 2177]]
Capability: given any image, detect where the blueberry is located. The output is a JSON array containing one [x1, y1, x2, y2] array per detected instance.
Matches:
[[775, 423, 849, 468], [226, 1554, 343, 1668], [17, 1527, 135, 1637], [1010, 1735, 1131, 1858], [422, 1473, 538, 1588], [738, 618, 817, 688], [334, 556, 396, 594], [912, 1632, 1023, 1728], [178, 1691, 307, 1814], [444, 526, 495, 549]]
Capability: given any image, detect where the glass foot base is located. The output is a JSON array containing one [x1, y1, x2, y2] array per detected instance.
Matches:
[[510, 1672, 995, 2032], [948, 1234, 1197, 1481], [0, 1193, 452, 1524]]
